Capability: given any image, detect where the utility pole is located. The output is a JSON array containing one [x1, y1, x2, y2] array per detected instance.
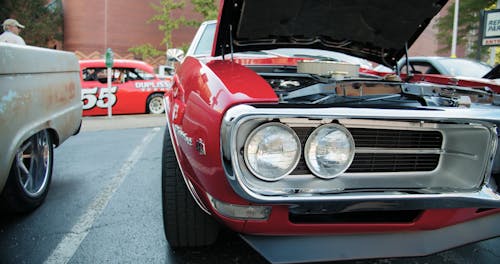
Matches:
[[104, 0, 108, 50], [451, 0, 459, 58]]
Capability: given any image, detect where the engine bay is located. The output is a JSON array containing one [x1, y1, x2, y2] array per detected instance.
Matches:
[[248, 62, 497, 108]]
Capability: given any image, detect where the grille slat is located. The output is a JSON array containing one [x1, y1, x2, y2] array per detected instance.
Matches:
[[291, 127, 442, 174]]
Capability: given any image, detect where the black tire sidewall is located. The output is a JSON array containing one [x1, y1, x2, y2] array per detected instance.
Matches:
[[161, 127, 220, 248]]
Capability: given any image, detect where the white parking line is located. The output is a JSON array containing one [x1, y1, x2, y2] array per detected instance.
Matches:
[[43, 127, 161, 264]]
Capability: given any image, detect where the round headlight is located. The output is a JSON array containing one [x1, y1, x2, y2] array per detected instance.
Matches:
[[244, 122, 301, 181], [305, 124, 355, 179]]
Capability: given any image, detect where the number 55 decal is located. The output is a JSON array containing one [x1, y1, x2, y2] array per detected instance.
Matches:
[[82, 87, 118, 110]]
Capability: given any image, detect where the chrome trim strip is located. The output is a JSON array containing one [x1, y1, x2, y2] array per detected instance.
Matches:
[[223, 105, 500, 125], [355, 148, 442, 154], [355, 148, 478, 160]]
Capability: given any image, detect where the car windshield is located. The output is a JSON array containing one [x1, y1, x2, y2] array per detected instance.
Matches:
[[438, 58, 492, 78], [190, 22, 375, 69], [192, 22, 217, 56]]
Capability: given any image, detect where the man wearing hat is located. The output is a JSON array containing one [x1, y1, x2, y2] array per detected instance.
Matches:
[[0, 18, 26, 45]]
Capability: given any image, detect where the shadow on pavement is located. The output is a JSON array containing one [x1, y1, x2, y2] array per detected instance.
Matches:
[[169, 229, 269, 264]]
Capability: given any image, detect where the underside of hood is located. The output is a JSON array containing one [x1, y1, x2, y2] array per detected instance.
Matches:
[[213, 0, 448, 67]]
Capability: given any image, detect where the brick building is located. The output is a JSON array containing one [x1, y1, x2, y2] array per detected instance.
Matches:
[[61, 0, 204, 66]]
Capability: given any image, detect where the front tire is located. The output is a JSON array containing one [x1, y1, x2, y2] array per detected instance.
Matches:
[[147, 93, 165, 114], [161, 127, 220, 248], [1, 130, 53, 213]]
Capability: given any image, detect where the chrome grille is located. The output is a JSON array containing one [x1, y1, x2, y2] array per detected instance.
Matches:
[[349, 128, 442, 148], [348, 153, 440, 172], [292, 127, 442, 174]]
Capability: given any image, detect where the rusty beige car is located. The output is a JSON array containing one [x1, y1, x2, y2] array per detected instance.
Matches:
[[0, 43, 82, 213]]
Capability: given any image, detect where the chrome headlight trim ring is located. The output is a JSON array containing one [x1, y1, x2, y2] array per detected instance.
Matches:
[[243, 122, 301, 182], [304, 123, 355, 179]]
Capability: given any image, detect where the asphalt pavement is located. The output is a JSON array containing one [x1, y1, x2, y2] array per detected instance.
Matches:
[[81, 113, 167, 132]]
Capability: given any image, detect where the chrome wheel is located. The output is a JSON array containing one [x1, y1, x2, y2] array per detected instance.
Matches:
[[15, 130, 52, 198], [148, 94, 165, 114]]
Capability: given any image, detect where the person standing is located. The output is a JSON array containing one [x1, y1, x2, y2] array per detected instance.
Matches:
[[0, 18, 26, 45]]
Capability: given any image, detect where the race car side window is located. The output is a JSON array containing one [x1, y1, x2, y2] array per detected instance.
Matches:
[[82, 68, 111, 83], [133, 69, 154, 80], [113, 69, 126, 83], [82, 68, 97, 81], [125, 69, 143, 81]]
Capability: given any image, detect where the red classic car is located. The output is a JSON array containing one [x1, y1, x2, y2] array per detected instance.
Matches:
[[161, 1, 500, 263], [79, 59, 171, 116]]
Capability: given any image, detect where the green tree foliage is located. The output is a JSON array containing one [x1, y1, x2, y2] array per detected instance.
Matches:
[[128, 43, 165, 60], [183, 0, 218, 28], [192, 0, 218, 21], [150, 0, 186, 50], [0, 0, 63, 47], [129, 0, 186, 59], [435, 0, 496, 59]]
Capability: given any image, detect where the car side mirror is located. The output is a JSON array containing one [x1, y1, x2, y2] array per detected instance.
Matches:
[[167, 49, 185, 62]]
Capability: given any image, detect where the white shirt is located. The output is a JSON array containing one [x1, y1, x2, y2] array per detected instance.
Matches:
[[0, 31, 26, 45]]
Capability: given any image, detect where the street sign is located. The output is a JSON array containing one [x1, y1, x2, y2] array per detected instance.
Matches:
[[105, 48, 114, 68], [482, 9, 500, 46]]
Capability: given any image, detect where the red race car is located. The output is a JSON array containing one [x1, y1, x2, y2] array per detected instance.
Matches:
[[162, 1, 500, 263], [79, 59, 171, 116]]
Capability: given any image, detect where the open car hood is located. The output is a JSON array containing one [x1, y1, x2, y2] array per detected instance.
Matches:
[[213, 0, 448, 67]]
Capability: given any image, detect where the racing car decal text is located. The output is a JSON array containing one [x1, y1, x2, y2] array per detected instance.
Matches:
[[82, 87, 118, 110], [135, 81, 171, 91]]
